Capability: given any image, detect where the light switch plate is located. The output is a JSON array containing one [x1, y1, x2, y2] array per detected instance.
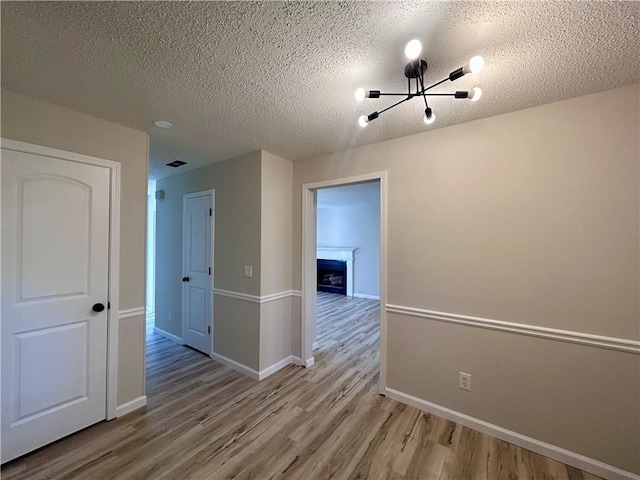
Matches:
[[244, 266, 253, 278]]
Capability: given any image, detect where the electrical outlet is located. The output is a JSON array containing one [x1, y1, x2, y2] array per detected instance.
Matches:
[[459, 372, 471, 391], [244, 266, 253, 278]]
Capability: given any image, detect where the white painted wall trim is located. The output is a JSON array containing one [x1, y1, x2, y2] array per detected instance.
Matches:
[[210, 351, 259, 380], [258, 356, 294, 380], [354, 293, 381, 301], [153, 326, 183, 345], [106, 158, 121, 422], [291, 356, 315, 368], [210, 353, 305, 381], [261, 290, 302, 303], [116, 395, 147, 418], [2, 138, 122, 421], [386, 304, 640, 354], [384, 387, 639, 480], [213, 288, 301, 304], [213, 288, 261, 303], [119, 307, 146, 320]]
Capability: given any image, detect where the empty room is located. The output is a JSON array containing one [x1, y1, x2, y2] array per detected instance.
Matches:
[[1, 2, 638, 479]]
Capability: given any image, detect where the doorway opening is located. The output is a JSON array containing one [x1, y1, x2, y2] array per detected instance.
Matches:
[[301, 172, 387, 393]]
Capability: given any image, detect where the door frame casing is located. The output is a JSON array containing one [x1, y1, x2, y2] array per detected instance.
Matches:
[[301, 171, 388, 394], [181, 189, 215, 354], [0, 138, 121, 420]]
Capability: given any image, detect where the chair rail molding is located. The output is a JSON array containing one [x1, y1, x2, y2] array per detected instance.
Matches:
[[386, 303, 640, 354], [212, 288, 301, 304]]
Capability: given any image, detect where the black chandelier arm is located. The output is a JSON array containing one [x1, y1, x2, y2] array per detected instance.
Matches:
[[376, 95, 414, 115], [417, 69, 430, 110], [420, 76, 450, 94], [365, 76, 455, 98], [366, 92, 463, 97]]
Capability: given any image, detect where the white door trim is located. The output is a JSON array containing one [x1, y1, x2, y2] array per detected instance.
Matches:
[[181, 189, 215, 355], [1, 138, 121, 420], [301, 171, 388, 394]]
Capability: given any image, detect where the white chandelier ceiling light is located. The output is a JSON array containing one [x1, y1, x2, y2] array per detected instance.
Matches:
[[356, 40, 484, 127]]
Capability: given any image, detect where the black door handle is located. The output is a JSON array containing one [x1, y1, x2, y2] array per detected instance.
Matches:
[[92, 303, 105, 312], [182, 276, 190, 282]]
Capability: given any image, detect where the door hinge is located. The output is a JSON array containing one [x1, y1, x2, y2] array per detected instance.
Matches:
[[209, 208, 212, 216], [208, 267, 211, 275], [208, 326, 211, 334]]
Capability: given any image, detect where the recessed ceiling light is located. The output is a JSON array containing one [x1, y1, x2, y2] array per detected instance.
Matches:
[[153, 119, 172, 128]]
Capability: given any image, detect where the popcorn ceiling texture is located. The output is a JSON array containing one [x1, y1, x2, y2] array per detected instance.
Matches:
[[1, 1, 638, 179]]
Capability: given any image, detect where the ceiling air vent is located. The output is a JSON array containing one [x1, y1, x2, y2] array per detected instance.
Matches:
[[166, 160, 187, 168]]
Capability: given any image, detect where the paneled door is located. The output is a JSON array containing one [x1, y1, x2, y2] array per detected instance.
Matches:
[[1, 147, 110, 463], [182, 190, 213, 354]]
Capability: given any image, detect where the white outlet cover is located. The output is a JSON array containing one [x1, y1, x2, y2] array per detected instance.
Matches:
[[459, 372, 471, 391], [244, 266, 253, 278]]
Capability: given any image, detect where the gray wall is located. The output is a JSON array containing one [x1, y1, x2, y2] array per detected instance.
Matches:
[[155, 150, 262, 369], [155, 150, 295, 372], [317, 202, 380, 297], [1, 89, 148, 407], [292, 84, 640, 474]]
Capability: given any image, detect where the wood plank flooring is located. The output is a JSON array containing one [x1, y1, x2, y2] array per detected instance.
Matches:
[[2, 292, 601, 479]]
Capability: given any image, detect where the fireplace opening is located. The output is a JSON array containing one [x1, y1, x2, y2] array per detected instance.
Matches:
[[317, 259, 347, 295]]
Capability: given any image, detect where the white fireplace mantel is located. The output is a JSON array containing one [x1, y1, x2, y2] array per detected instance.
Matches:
[[317, 247, 355, 297]]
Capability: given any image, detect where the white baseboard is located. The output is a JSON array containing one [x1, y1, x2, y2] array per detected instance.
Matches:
[[291, 355, 314, 368], [259, 356, 295, 380], [116, 395, 147, 417], [211, 352, 309, 380], [384, 387, 639, 480], [210, 351, 259, 380], [354, 293, 381, 301], [313, 341, 319, 350], [153, 326, 183, 345]]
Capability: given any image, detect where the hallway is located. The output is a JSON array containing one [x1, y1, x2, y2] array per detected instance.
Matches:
[[2, 294, 599, 479]]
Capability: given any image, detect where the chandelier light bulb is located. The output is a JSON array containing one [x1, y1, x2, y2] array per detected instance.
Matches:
[[358, 115, 369, 128], [404, 39, 422, 60], [424, 112, 435, 125], [355, 88, 366, 102], [469, 55, 485, 73], [469, 87, 482, 102]]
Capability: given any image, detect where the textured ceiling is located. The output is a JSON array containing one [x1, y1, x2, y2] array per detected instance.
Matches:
[[2, 1, 638, 179]]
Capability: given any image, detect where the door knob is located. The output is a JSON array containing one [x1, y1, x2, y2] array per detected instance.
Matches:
[[182, 276, 190, 282], [92, 303, 105, 312]]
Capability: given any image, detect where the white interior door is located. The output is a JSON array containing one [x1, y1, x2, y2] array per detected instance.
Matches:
[[182, 191, 213, 354], [1, 148, 110, 463]]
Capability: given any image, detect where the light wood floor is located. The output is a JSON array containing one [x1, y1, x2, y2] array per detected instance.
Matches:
[[3, 292, 601, 480]]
